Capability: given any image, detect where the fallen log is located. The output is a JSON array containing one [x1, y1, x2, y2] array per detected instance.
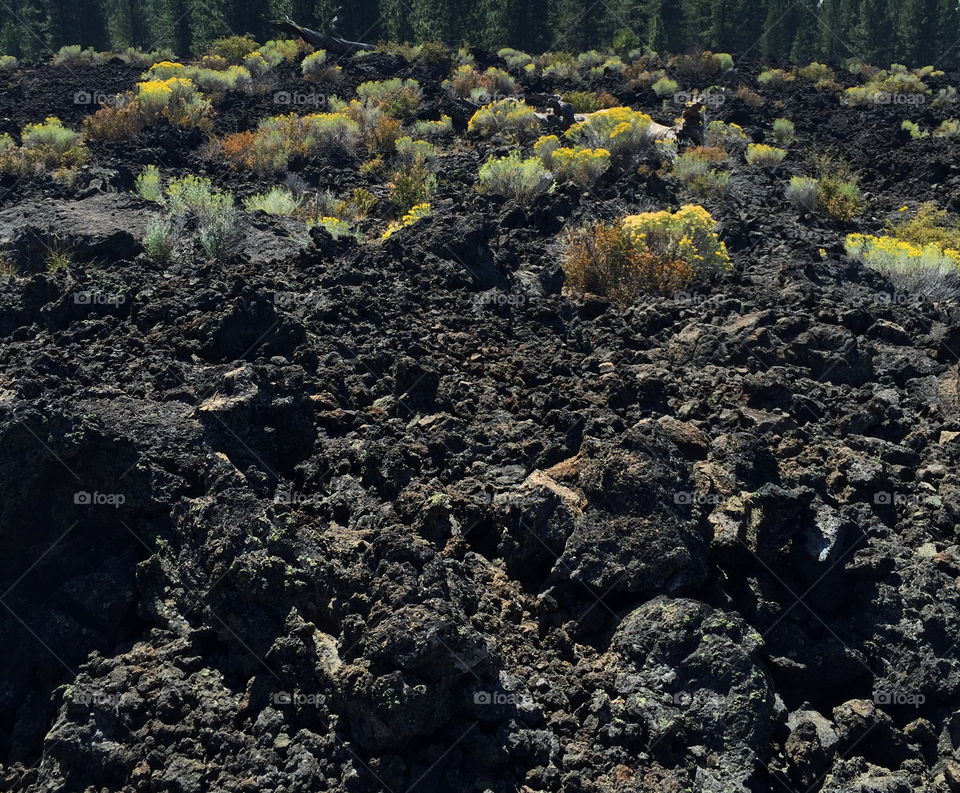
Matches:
[[275, 17, 375, 56]]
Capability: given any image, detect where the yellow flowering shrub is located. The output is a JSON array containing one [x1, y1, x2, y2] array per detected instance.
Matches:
[[745, 143, 787, 167], [467, 98, 540, 137], [706, 120, 748, 151], [564, 107, 654, 157], [382, 202, 432, 240], [0, 117, 88, 174], [846, 233, 960, 299], [535, 136, 609, 186], [308, 216, 355, 240], [562, 205, 730, 303], [142, 62, 252, 93]]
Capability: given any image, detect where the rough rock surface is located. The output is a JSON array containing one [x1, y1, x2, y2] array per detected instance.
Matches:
[[0, 52, 959, 793]]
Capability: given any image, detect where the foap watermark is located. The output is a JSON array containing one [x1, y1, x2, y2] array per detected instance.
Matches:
[[274, 489, 321, 508], [670, 690, 726, 709], [74, 290, 125, 306], [73, 89, 123, 106], [874, 690, 925, 706], [673, 491, 723, 507], [474, 690, 534, 707], [71, 688, 121, 707], [74, 490, 126, 507], [473, 292, 537, 309], [273, 291, 329, 309], [873, 291, 925, 308], [272, 690, 323, 707], [674, 90, 725, 109], [273, 90, 328, 108], [670, 290, 723, 307], [842, 91, 926, 107], [873, 491, 923, 507]]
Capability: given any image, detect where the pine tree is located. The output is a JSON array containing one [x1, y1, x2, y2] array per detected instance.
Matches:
[[933, 0, 959, 67], [896, 0, 939, 66], [761, 0, 801, 64], [851, 0, 892, 64], [644, 0, 684, 54]]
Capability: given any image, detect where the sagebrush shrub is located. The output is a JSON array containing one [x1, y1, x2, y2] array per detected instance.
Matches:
[[477, 153, 553, 203], [771, 118, 795, 145], [652, 77, 678, 97], [142, 214, 180, 262], [785, 176, 819, 213], [51, 45, 109, 67], [356, 78, 423, 119], [135, 165, 163, 202], [244, 186, 302, 215]]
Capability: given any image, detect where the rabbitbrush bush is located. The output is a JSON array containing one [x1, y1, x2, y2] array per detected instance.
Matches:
[[758, 69, 794, 87], [846, 233, 960, 301], [442, 65, 517, 100], [143, 61, 252, 93], [301, 50, 341, 83], [478, 153, 553, 203], [382, 202, 432, 240], [208, 35, 260, 63], [564, 107, 655, 158], [706, 120, 748, 152], [0, 117, 89, 174], [534, 137, 610, 188], [83, 77, 213, 139], [467, 98, 540, 137], [562, 205, 730, 303], [745, 143, 787, 167], [411, 116, 453, 139]]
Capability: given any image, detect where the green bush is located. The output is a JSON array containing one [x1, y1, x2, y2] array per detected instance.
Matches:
[[356, 78, 423, 119], [208, 35, 260, 63], [135, 165, 164, 202], [785, 176, 819, 213], [0, 55, 19, 70], [142, 214, 180, 262], [771, 118, 795, 145], [478, 153, 553, 203], [652, 76, 678, 97], [244, 186, 301, 215], [51, 45, 109, 67]]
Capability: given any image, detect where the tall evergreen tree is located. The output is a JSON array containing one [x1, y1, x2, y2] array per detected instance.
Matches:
[[896, 0, 939, 66], [760, 0, 801, 63], [851, 0, 892, 64]]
